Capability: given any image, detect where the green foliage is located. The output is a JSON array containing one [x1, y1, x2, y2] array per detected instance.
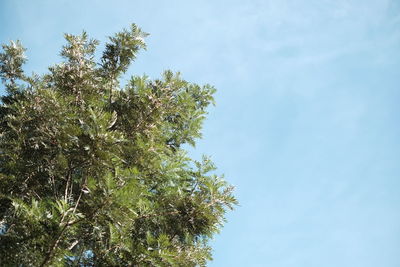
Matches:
[[0, 24, 236, 266]]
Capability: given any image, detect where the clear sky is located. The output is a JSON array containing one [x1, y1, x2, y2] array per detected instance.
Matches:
[[1, 0, 400, 266]]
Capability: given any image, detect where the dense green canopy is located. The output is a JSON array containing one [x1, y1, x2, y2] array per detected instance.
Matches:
[[0, 24, 236, 266]]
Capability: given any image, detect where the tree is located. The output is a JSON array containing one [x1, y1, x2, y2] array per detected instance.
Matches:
[[0, 24, 236, 266]]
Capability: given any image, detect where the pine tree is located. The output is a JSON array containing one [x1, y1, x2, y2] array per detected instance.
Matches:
[[0, 24, 236, 266]]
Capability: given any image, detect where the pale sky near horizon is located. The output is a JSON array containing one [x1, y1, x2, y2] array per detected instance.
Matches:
[[1, 0, 400, 266]]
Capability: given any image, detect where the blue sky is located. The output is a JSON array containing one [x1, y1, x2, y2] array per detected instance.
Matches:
[[1, 0, 400, 266]]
